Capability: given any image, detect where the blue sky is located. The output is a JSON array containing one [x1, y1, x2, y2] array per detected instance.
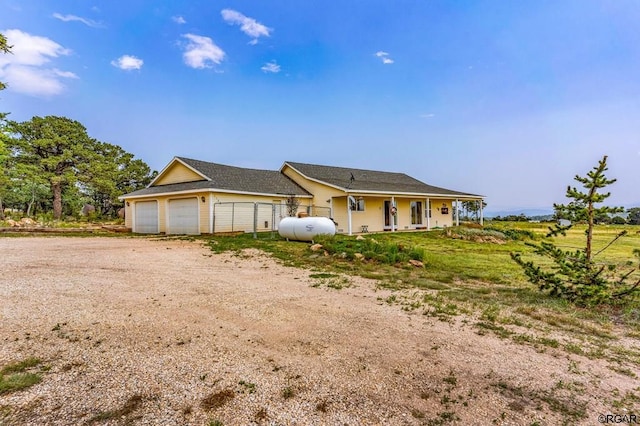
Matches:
[[1, 0, 639, 213]]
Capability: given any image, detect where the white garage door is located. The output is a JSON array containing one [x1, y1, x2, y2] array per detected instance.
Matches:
[[168, 198, 199, 235], [134, 201, 158, 234]]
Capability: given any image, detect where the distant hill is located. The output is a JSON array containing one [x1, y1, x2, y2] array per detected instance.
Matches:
[[483, 208, 553, 219]]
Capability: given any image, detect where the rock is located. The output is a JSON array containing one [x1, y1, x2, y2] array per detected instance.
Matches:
[[356, 235, 365, 241], [354, 253, 364, 260], [408, 259, 425, 268], [20, 217, 36, 226], [310, 243, 323, 251], [81, 204, 96, 216], [7, 219, 20, 227]]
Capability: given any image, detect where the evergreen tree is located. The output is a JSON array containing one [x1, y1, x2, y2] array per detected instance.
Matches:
[[511, 156, 639, 305]]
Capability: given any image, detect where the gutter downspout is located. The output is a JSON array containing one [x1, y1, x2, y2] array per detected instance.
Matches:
[[455, 199, 460, 226]]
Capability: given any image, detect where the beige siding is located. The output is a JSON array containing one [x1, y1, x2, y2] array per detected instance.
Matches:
[[124, 203, 132, 228], [282, 165, 343, 208], [154, 162, 205, 185], [429, 199, 454, 228]]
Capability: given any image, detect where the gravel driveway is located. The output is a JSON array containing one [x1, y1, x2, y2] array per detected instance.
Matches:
[[0, 237, 637, 425]]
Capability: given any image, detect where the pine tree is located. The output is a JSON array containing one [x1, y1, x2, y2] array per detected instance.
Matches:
[[511, 156, 639, 305]]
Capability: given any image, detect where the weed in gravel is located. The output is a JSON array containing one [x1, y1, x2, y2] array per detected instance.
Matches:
[[442, 370, 457, 387], [492, 380, 587, 422], [567, 360, 582, 375], [607, 365, 637, 378], [310, 273, 352, 289], [208, 420, 224, 426], [281, 386, 295, 399], [87, 394, 144, 423], [201, 389, 235, 411], [238, 380, 256, 394], [611, 387, 640, 410], [426, 411, 459, 425], [0, 357, 42, 394]]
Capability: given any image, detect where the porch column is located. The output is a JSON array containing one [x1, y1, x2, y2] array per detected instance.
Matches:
[[347, 196, 353, 236], [455, 198, 460, 226], [391, 196, 396, 232], [208, 194, 213, 233], [479, 199, 484, 226], [426, 197, 430, 230]]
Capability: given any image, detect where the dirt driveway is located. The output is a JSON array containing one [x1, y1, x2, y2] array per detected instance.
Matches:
[[0, 237, 637, 425]]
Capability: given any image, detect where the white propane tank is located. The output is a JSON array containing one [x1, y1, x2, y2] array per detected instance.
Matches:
[[278, 217, 336, 241]]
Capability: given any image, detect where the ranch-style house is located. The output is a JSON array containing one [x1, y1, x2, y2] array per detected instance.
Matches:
[[119, 157, 484, 235]]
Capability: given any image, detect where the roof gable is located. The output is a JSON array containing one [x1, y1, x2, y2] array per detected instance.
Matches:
[[151, 158, 209, 186], [125, 157, 311, 198]]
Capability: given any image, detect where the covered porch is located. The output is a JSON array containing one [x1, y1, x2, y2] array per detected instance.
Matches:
[[329, 194, 484, 235]]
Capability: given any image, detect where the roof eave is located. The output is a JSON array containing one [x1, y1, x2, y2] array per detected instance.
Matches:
[[120, 187, 313, 201]]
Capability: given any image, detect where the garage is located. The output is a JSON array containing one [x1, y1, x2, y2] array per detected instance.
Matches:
[[168, 198, 199, 235], [134, 200, 158, 234]]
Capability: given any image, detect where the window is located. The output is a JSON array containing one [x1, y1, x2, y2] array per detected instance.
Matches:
[[411, 201, 423, 225], [428, 200, 432, 218], [350, 197, 365, 211]]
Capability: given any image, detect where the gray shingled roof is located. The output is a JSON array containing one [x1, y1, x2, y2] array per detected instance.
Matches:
[[284, 161, 481, 197], [124, 157, 311, 197]]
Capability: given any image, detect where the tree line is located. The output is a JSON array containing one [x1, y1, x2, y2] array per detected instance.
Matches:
[[0, 115, 156, 220]]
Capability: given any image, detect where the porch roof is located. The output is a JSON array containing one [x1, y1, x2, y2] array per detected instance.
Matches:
[[284, 161, 482, 198]]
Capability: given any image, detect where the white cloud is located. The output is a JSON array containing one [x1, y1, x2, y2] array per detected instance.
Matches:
[[53, 13, 103, 28], [0, 29, 76, 97], [111, 55, 143, 70], [181, 34, 225, 69], [261, 61, 280, 73], [420, 113, 435, 119], [172, 15, 186, 24], [221, 9, 271, 44], [375, 51, 394, 64]]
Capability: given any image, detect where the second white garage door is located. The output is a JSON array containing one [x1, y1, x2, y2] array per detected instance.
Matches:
[[168, 198, 199, 235]]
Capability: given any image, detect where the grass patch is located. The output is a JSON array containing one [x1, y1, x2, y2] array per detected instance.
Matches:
[[0, 357, 43, 395]]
